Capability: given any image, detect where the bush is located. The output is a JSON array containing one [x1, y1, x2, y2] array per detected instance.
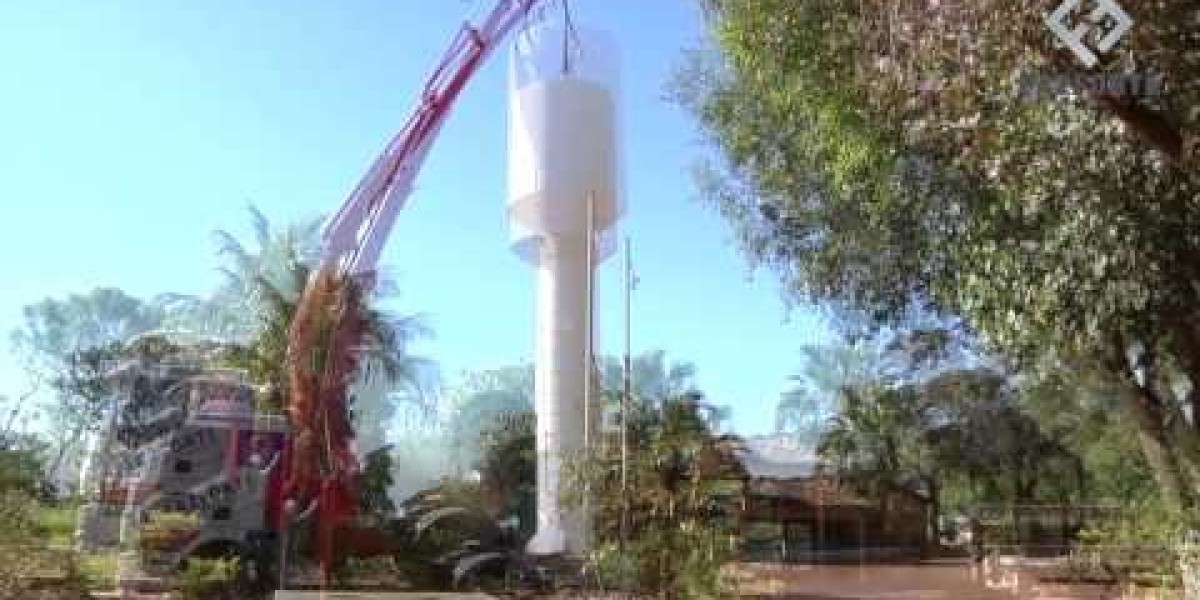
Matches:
[[173, 557, 241, 600], [39, 502, 82, 546], [566, 394, 739, 599], [0, 491, 91, 600], [0, 449, 44, 496], [360, 445, 397, 522], [1074, 499, 1189, 585], [138, 511, 200, 555]]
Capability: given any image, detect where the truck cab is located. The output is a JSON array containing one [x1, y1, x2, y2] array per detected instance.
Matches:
[[77, 360, 289, 578]]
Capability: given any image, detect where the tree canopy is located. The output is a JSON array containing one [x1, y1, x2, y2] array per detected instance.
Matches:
[[678, 0, 1200, 511]]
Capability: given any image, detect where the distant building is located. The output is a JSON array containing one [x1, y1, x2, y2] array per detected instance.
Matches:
[[725, 435, 929, 563]]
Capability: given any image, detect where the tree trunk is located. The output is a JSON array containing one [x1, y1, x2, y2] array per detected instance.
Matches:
[[49, 420, 88, 487], [1126, 386, 1194, 511], [1163, 405, 1200, 501], [1165, 327, 1200, 497], [1112, 336, 1199, 511], [1096, 94, 1187, 165], [925, 476, 941, 550]]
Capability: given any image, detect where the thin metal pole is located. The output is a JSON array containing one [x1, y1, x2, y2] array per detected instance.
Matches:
[[620, 237, 632, 546], [582, 192, 595, 554]]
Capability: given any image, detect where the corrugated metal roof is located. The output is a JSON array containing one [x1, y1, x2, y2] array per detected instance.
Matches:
[[733, 434, 821, 479]]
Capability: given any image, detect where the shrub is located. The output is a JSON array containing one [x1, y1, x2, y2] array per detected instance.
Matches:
[[0, 491, 91, 600], [565, 394, 739, 599], [0, 449, 43, 496], [360, 445, 397, 522], [1075, 499, 1190, 585], [139, 511, 200, 555], [173, 557, 241, 600], [39, 501, 82, 546]]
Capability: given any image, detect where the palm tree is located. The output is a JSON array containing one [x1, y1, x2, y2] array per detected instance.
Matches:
[[204, 208, 438, 582], [210, 206, 435, 416], [777, 337, 885, 446], [816, 382, 935, 543], [817, 384, 912, 480], [600, 350, 698, 409]]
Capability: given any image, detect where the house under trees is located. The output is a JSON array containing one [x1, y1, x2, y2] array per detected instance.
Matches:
[[727, 435, 930, 563]]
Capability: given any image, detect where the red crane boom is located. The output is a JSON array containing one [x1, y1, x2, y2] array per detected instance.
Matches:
[[281, 0, 549, 582]]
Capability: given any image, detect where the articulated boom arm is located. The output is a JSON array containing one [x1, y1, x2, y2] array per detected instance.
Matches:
[[322, 0, 545, 275], [281, 0, 549, 580]]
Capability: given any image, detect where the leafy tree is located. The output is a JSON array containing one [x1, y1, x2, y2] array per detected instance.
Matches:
[[923, 369, 1084, 507], [11, 288, 167, 484], [818, 383, 937, 535], [817, 364, 1090, 542], [777, 337, 883, 446], [677, 0, 1200, 511], [444, 351, 699, 479], [476, 412, 535, 537], [599, 349, 699, 406], [566, 392, 740, 599], [0, 450, 43, 496], [212, 207, 434, 420], [208, 208, 433, 575], [445, 365, 534, 470], [360, 445, 397, 520], [1019, 366, 1158, 504], [178, 204, 326, 341], [781, 325, 968, 449]]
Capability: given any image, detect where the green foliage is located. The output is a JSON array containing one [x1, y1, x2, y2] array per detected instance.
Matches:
[[566, 394, 739, 599], [599, 349, 700, 404], [1080, 498, 1191, 552], [1072, 498, 1190, 584], [138, 512, 200, 555], [392, 479, 543, 592], [777, 337, 880, 445], [213, 206, 434, 415], [360, 445, 397, 520], [1019, 367, 1159, 505], [806, 327, 1094, 537], [0, 492, 90, 600], [38, 502, 81, 546], [819, 383, 926, 490], [476, 411, 535, 536], [446, 365, 534, 470], [173, 557, 241, 600], [77, 553, 117, 591], [12, 288, 165, 366], [0, 490, 41, 544], [0, 449, 44, 496], [678, 0, 1200, 513], [446, 351, 695, 519], [11, 288, 169, 484]]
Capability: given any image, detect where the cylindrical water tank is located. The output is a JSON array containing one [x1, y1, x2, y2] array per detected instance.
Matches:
[[507, 22, 622, 264]]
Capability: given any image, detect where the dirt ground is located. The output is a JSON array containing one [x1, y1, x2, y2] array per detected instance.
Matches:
[[731, 560, 1018, 599]]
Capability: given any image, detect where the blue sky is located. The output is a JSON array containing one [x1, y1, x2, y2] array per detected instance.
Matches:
[[0, 0, 830, 436]]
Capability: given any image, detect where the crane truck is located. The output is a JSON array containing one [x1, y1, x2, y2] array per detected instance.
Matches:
[[77, 0, 558, 590]]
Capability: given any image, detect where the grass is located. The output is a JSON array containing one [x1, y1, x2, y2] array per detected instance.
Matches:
[[34, 500, 121, 590], [79, 551, 119, 590], [37, 501, 81, 547]]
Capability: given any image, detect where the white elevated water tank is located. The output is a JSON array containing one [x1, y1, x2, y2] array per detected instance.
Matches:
[[507, 19, 621, 557]]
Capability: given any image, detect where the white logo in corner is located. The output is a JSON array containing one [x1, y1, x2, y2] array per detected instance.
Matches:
[[1045, 0, 1134, 68]]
